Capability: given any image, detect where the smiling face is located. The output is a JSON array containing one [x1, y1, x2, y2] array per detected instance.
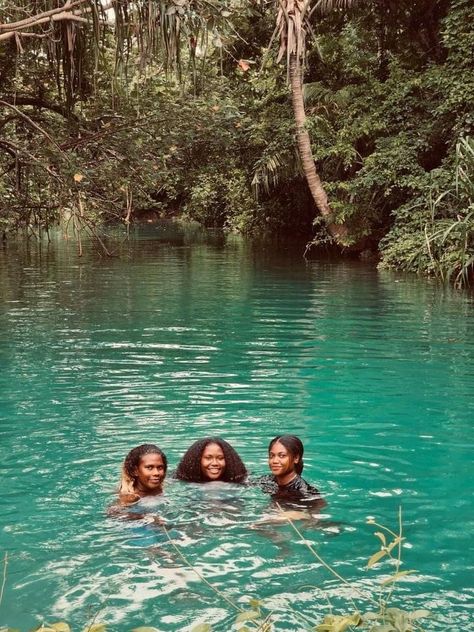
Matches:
[[200, 442, 226, 481], [268, 441, 299, 484], [133, 453, 166, 495]]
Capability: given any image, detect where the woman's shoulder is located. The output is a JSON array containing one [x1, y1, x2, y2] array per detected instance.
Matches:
[[247, 474, 278, 493], [285, 475, 320, 496]]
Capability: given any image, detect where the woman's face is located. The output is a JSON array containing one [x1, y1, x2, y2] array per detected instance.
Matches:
[[134, 453, 166, 493], [200, 442, 226, 481], [268, 441, 299, 478]]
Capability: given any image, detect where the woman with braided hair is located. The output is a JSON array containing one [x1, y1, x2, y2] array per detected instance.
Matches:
[[174, 437, 247, 484]]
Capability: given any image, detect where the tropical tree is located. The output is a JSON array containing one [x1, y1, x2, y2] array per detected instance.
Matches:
[[270, 0, 350, 243]]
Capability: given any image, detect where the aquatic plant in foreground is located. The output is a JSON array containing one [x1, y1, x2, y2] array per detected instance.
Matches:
[[0, 508, 432, 632]]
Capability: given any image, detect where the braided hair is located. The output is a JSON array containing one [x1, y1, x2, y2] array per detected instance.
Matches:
[[268, 435, 304, 474], [174, 437, 247, 483], [119, 444, 168, 494]]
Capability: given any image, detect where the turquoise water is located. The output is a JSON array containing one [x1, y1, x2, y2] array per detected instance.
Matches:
[[0, 225, 473, 631]]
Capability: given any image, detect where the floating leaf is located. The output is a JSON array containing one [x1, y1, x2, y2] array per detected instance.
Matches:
[[189, 625, 211, 632], [248, 598, 261, 609], [367, 549, 387, 568], [235, 611, 260, 623]]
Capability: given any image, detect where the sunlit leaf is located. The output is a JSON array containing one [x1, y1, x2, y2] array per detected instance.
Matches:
[[235, 610, 260, 623], [367, 549, 386, 568], [83, 625, 107, 632], [315, 612, 362, 632], [408, 609, 431, 620], [362, 612, 379, 621], [73, 173, 84, 182], [381, 570, 417, 585], [50, 624, 71, 632]]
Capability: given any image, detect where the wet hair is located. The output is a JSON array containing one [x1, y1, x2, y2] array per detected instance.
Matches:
[[119, 444, 168, 494], [174, 437, 248, 483], [268, 435, 304, 475]]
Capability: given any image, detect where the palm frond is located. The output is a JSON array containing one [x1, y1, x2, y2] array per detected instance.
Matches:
[[313, 0, 360, 16], [252, 147, 303, 198]]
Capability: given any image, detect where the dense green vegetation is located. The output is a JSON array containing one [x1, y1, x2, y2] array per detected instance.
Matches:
[[0, 1, 473, 285]]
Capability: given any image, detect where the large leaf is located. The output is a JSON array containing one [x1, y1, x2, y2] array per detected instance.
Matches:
[[367, 549, 387, 568], [189, 625, 212, 632], [235, 610, 260, 623]]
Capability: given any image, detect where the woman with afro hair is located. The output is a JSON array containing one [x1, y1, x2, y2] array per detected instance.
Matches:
[[174, 437, 247, 483]]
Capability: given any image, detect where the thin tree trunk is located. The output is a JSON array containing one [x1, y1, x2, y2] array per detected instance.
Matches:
[[289, 53, 348, 243]]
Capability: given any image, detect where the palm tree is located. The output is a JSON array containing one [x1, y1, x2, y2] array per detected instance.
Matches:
[[274, 0, 349, 243]]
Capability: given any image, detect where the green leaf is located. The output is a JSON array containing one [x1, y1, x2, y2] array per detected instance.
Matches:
[[235, 610, 260, 623], [367, 549, 387, 568]]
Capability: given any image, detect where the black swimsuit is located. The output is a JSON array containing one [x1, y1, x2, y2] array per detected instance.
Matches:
[[256, 474, 321, 504]]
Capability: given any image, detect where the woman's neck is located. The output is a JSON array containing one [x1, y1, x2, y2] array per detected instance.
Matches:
[[135, 484, 163, 497], [275, 471, 298, 487]]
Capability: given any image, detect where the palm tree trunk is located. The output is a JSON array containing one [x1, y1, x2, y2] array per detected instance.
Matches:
[[289, 52, 348, 242]]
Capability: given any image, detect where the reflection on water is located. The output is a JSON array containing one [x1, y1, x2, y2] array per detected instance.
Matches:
[[0, 225, 473, 631]]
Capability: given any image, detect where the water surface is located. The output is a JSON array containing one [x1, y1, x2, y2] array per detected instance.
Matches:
[[0, 225, 473, 630]]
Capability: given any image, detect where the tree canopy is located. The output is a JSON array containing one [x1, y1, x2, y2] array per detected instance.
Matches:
[[0, 0, 473, 284]]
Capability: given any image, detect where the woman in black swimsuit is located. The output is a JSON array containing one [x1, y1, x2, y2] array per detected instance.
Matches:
[[259, 435, 321, 501]]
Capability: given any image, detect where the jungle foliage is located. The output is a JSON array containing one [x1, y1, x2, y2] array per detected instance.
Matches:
[[0, 0, 473, 285]]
